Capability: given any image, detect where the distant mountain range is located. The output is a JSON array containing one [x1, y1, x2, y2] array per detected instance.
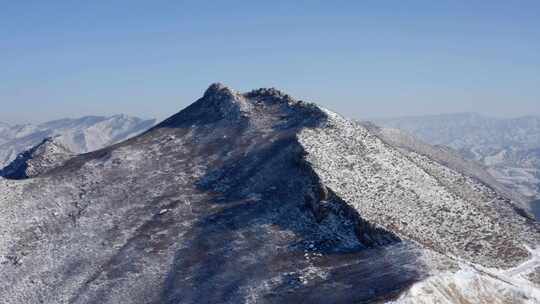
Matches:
[[0, 115, 156, 169], [1, 85, 539, 303], [374, 113, 540, 212]]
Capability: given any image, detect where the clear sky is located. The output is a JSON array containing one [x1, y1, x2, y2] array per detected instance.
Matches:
[[1, 1, 539, 124]]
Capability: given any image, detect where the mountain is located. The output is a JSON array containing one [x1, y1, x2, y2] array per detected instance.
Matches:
[[0, 137, 73, 179], [0, 84, 539, 303], [0, 115, 157, 169], [374, 113, 540, 207]]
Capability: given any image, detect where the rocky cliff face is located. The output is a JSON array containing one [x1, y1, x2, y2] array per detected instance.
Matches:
[[0, 85, 539, 304]]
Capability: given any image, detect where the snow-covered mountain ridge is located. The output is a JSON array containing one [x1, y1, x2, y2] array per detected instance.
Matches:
[[0, 115, 156, 169], [0, 85, 539, 303], [0, 137, 73, 179]]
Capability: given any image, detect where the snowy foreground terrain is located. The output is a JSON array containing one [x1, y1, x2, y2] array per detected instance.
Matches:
[[0, 84, 539, 303], [375, 113, 540, 217], [0, 115, 156, 169]]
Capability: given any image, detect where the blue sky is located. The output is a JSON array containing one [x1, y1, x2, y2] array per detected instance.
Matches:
[[1, 1, 539, 124]]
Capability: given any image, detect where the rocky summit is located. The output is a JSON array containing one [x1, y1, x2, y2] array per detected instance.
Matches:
[[1, 84, 539, 304]]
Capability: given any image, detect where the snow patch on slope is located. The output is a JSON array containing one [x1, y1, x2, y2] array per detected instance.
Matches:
[[390, 247, 540, 304]]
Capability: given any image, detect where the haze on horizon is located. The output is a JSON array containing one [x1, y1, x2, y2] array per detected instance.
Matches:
[[1, 1, 539, 124]]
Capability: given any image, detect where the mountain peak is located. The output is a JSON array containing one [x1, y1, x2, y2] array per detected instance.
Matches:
[[154, 83, 329, 131], [203, 82, 236, 98], [203, 83, 296, 105], [244, 87, 295, 104]]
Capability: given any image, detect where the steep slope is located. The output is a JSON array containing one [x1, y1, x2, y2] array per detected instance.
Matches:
[[0, 115, 156, 169], [0, 137, 73, 179], [375, 113, 540, 206], [0, 84, 539, 304], [301, 111, 538, 268]]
